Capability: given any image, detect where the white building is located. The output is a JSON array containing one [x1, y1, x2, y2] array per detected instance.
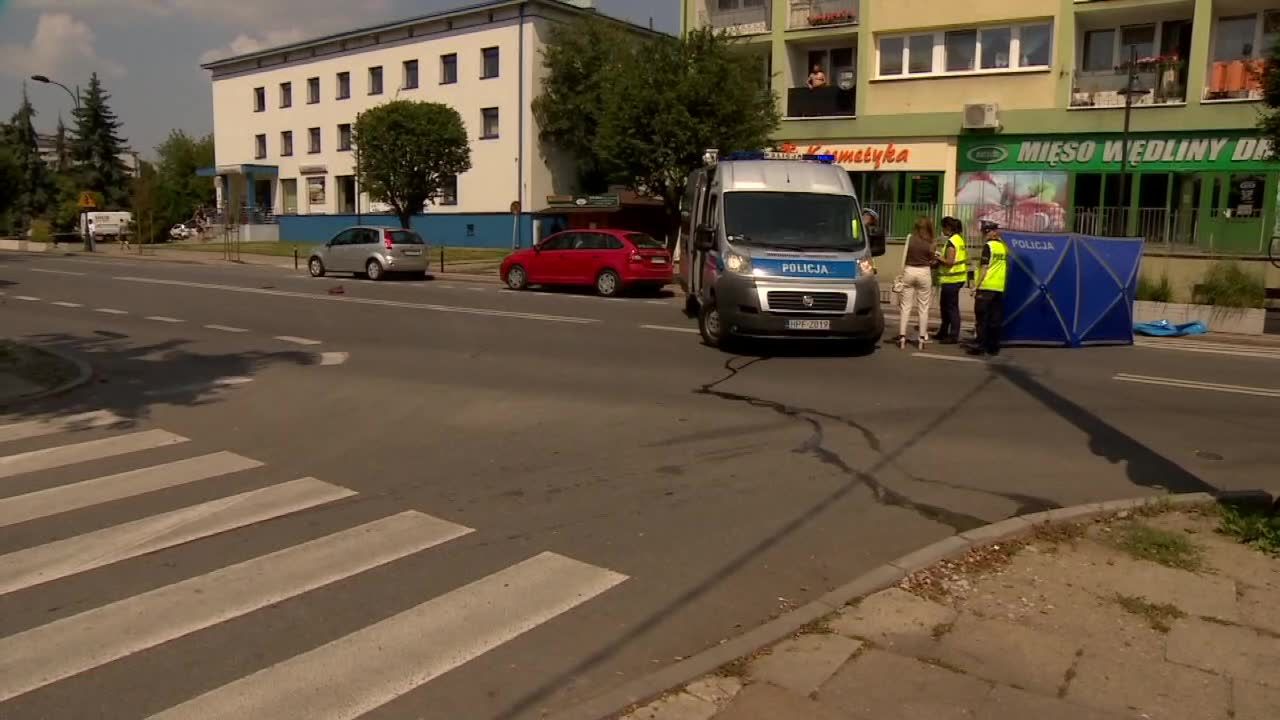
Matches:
[[200, 0, 654, 247]]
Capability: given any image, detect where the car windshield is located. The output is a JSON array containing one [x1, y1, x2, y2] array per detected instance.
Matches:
[[723, 192, 864, 252], [625, 233, 664, 249], [388, 230, 424, 245]]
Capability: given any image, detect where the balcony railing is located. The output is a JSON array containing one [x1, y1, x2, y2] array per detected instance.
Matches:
[[1070, 63, 1187, 108], [787, 0, 859, 31], [698, 1, 770, 36], [1203, 59, 1265, 101], [787, 85, 855, 117]]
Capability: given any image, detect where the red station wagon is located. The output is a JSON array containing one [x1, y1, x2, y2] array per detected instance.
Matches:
[[501, 229, 673, 297]]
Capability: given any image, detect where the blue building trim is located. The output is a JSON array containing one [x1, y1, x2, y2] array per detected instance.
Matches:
[[278, 213, 535, 249]]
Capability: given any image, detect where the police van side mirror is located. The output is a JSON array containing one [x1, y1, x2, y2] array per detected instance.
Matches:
[[869, 231, 886, 258], [694, 225, 716, 252]]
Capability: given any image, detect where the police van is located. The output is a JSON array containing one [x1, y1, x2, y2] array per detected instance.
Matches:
[[679, 150, 886, 349]]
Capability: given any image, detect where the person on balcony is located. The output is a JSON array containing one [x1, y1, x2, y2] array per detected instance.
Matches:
[[807, 64, 828, 89]]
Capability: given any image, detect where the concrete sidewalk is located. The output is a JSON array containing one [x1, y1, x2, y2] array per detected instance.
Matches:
[[624, 505, 1280, 720]]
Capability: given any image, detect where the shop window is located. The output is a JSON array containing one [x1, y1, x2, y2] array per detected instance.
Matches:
[[1074, 173, 1104, 208], [1138, 174, 1170, 209], [1227, 175, 1265, 217]]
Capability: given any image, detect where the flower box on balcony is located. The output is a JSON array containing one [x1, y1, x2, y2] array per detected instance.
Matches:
[[808, 11, 856, 27]]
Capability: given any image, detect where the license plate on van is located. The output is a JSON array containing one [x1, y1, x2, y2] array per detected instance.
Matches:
[[787, 319, 831, 331], [401, 248, 422, 256]]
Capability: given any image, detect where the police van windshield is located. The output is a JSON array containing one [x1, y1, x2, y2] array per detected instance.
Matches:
[[723, 192, 864, 252]]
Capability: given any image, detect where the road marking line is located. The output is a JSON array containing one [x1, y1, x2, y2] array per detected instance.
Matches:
[[51, 301, 83, 308], [467, 286, 487, 292], [276, 335, 322, 346], [913, 352, 987, 364], [114, 276, 599, 325], [145, 315, 184, 323], [0, 430, 188, 480], [31, 268, 86, 277], [645, 300, 669, 305], [318, 352, 349, 366], [0, 477, 355, 595], [640, 324, 699, 334], [1114, 373, 1280, 399], [0, 511, 472, 703], [204, 324, 249, 333], [1133, 341, 1280, 360], [151, 552, 626, 720], [0, 452, 263, 528], [0, 411, 126, 445], [1135, 338, 1280, 353], [435, 284, 455, 289], [145, 376, 254, 397], [13, 296, 41, 302], [94, 308, 128, 315]]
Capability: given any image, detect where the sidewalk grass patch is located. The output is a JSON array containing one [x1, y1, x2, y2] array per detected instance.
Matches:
[[1113, 594, 1187, 633], [1217, 504, 1280, 556], [1111, 522, 1204, 571]]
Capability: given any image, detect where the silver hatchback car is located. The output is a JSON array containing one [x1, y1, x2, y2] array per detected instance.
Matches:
[[307, 226, 430, 281]]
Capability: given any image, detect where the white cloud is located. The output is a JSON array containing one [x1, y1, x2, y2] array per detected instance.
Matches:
[[199, 28, 308, 64], [0, 12, 127, 80]]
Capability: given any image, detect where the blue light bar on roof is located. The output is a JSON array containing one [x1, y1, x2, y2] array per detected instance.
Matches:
[[724, 151, 835, 164]]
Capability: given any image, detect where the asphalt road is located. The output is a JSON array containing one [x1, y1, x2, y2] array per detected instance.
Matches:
[[1, 249, 1278, 720]]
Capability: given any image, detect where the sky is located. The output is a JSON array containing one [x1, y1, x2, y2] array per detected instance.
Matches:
[[0, 0, 678, 158]]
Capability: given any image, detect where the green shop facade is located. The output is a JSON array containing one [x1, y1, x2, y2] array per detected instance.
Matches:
[[955, 131, 1278, 254]]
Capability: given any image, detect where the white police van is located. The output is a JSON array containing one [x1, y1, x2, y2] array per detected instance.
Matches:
[[680, 150, 886, 349]]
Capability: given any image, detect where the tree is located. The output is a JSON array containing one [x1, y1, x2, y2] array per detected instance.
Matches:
[[532, 16, 636, 192], [151, 130, 215, 233], [7, 84, 55, 228], [1261, 35, 1280, 159], [0, 139, 21, 230], [53, 115, 71, 173], [71, 73, 132, 208], [352, 100, 472, 229], [131, 160, 164, 243]]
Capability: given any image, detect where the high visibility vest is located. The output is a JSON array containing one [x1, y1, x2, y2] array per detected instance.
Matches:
[[979, 240, 1008, 293], [939, 234, 968, 285]]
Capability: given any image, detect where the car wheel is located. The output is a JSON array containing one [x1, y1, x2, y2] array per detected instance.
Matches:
[[506, 265, 528, 291], [596, 269, 621, 297], [698, 300, 725, 348], [366, 259, 384, 281], [308, 257, 325, 278]]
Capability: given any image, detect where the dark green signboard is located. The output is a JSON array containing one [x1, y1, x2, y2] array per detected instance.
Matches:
[[958, 132, 1277, 173]]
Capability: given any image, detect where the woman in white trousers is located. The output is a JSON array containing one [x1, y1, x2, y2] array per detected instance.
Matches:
[[897, 216, 938, 350]]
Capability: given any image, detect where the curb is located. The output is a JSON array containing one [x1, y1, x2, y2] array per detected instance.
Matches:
[[0, 343, 93, 409], [550, 490, 1278, 720]]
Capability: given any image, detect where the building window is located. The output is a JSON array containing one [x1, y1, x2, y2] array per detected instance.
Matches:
[[279, 82, 292, 108], [307, 77, 320, 104], [254, 134, 267, 159], [403, 59, 419, 89], [441, 53, 458, 84], [307, 176, 326, 208], [1121, 24, 1156, 62], [337, 71, 351, 99], [281, 131, 293, 157], [308, 127, 321, 154], [1214, 15, 1258, 61], [369, 66, 383, 95], [1082, 29, 1116, 71], [481, 46, 500, 79], [253, 87, 265, 112], [281, 179, 298, 214], [480, 107, 499, 139], [437, 174, 458, 206], [338, 124, 352, 152], [336, 175, 357, 214], [877, 22, 1053, 78]]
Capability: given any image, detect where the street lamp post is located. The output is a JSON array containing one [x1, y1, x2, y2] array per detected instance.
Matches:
[[30, 75, 80, 111], [1116, 46, 1147, 237]]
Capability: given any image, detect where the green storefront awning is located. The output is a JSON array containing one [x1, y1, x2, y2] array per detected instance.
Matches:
[[959, 132, 1278, 173]]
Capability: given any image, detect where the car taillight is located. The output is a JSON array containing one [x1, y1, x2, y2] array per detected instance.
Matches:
[[629, 252, 643, 263], [383, 230, 394, 251]]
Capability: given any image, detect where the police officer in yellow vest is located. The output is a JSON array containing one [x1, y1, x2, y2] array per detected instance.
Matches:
[[969, 221, 1009, 357], [935, 217, 968, 344]]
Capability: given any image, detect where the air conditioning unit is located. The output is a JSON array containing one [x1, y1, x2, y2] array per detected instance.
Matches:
[[963, 103, 1000, 129]]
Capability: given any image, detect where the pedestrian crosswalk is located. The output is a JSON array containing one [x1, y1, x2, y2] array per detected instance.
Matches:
[[0, 411, 628, 717]]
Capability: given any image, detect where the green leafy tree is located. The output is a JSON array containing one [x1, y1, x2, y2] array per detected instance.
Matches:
[[7, 84, 55, 228], [352, 100, 472, 229], [150, 130, 215, 235], [1261, 35, 1280, 159], [53, 115, 71, 173], [0, 139, 21, 231], [130, 160, 164, 244], [71, 73, 132, 208], [532, 16, 636, 192]]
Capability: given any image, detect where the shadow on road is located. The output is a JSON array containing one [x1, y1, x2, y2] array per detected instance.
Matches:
[[1, 330, 317, 425]]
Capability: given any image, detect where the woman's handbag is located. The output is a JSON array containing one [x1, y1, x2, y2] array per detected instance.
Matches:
[[892, 274, 906, 294]]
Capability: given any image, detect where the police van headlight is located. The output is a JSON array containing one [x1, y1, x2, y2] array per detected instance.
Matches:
[[724, 250, 752, 275], [859, 258, 876, 276]]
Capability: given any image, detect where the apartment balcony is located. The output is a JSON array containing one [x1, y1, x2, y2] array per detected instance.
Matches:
[[787, 0, 859, 31], [1203, 59, 1266, 102], [1070, 62, 1187, 108], [697, 0, 771, 36], [786, 85, 855, 118]]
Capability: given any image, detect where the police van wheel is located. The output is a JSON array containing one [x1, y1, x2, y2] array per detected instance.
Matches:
[[698, 302, 725, 348]]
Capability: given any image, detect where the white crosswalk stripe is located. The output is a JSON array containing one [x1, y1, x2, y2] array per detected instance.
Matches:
[[0, 419, 626, 716]]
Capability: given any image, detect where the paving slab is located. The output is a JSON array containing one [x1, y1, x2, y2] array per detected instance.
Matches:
[[747, 633, 862, 697], [817, 649, 992, 720], [930, 613, 1081, 696], [1165, 618, 1280, 688], [683, 676, 743, 707], [829, 588, 956, 652], [714, 683, 849, 720], [1233, 679, 1280, 720], [621, 692, 718, 720], [1068, 650, 1230, 720], [976, 684, 1131, 720], [1238, 585, 1280, 636]]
